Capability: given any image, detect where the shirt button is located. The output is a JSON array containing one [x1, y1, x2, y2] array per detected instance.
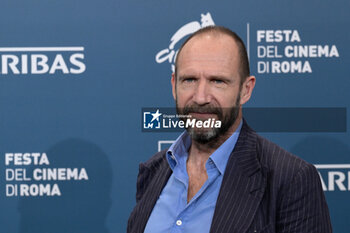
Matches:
[[176, 220, 182, 226]]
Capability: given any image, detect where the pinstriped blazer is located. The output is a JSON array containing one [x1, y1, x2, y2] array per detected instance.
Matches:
[[127, 121, 332, 233]]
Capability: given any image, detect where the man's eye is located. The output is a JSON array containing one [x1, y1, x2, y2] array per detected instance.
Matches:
[[184, 78, 196, 83], [212, 79, 224, 84]]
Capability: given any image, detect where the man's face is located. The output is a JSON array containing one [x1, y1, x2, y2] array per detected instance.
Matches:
[[172, 34, 243, 144]]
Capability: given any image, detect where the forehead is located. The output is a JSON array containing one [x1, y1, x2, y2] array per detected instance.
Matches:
[[177, 34, 240, 77]]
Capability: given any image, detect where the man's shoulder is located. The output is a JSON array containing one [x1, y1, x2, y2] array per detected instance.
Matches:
[[242, 120, 311, 171], [141, 149, 168, 169], [256, 133, 311, 167], [135, 149, 171, 202], [241, 120, 316, 186], [254, 132, 318, 187]]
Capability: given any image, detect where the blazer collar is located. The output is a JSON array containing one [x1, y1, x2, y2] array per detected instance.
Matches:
[[130, 151, 172, 233], [209, 120, 268, 233]]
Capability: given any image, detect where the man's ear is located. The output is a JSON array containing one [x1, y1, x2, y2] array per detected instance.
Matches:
[[171, 73, 176, 100], [240, 76, 256, 105]]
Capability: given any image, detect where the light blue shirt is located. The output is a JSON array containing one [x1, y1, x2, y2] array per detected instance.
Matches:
[[144, 120, 242, 233]]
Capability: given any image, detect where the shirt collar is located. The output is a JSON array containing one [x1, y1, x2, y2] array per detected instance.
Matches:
[[209, 120, 242, 174], [166, 120, 243, 174], [166, 131, 191, 170]]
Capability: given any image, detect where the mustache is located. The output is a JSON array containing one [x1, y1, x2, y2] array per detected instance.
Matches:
[[182, 105, 222, 116]]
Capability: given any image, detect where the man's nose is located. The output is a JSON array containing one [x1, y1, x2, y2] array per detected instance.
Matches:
[[193, 80, 211, 105]]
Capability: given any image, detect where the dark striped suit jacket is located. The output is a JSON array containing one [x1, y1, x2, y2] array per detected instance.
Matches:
[[128, 121, 332, 233]]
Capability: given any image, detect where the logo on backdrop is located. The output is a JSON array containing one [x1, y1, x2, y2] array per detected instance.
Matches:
[[4, 152, 89, 197], [0, 46, 86, 76], [316, 164, 350, 191], [255, 29, 340, 75], [142, 108, 221, 132], [155, 12, 215, 72]]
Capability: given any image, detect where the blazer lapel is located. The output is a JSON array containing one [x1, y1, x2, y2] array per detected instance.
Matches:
[[210, 121, 267, 233], [130, 153, 172, 233]]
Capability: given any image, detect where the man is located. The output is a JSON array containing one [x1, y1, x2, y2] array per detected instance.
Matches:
[[128, 26, 332, 233]]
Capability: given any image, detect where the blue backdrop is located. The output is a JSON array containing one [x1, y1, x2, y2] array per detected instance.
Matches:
[[0, 0, 349, 232]]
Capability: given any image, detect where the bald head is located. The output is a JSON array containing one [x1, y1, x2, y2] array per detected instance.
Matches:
[[174, 26, 250, 86]]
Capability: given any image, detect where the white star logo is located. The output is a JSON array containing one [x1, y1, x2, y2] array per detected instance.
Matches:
[[151, 109, 162, 122]]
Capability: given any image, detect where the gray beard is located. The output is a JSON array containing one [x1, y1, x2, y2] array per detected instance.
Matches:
[[176, 94, 240, 144]]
